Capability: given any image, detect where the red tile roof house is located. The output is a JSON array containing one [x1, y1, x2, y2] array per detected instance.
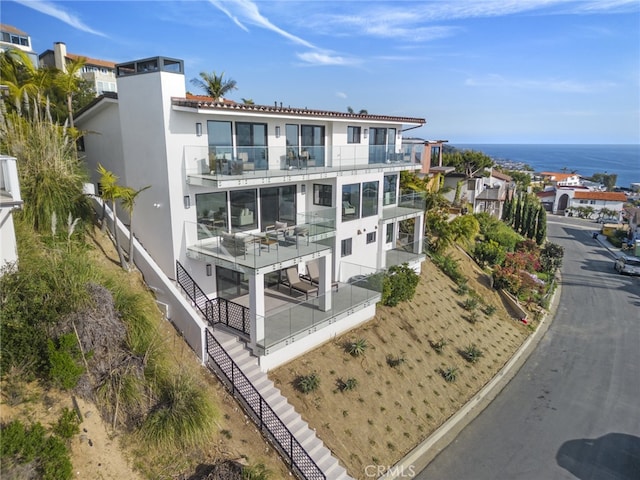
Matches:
[[549, 188, 626, 218], [540, 171, 583, 187]]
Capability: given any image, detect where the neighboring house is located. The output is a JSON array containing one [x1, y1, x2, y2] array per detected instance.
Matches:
[[540, 171, 582, 187], [0, 155, 23, 272], [75, 56, 428, 371], [0, 24, 38, 66], [442, 169, 512, 219], [550, 188, 626, 217], [39, 42, 117, 95]]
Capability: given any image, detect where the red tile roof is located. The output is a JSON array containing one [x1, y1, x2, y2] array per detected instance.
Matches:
[[67, 53, 115, 69], [540, 172, 578, 181], [573, 191, 627, 201], [0, 24, 28, 36]]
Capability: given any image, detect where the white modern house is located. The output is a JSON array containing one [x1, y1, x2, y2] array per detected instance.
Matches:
[[0, 155, 23, 272], [0, 24, 38, 66], [75, 56, 428, 371], [545, 188, 627, 217]]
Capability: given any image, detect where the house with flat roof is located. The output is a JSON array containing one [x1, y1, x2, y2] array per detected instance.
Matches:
[[75, 56, 428, 371], [543, 188, 627, 217], [39, 42, 117, 95], [0, 155, 23, 272]]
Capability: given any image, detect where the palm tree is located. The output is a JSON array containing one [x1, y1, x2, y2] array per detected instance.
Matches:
[[54, 56, 86, 128], [190, 71, 237, 101], [97, 164, 127, 269], [120, 185, 151, 270], [0, 48, 51, 113], [241, 98, 254, 105]]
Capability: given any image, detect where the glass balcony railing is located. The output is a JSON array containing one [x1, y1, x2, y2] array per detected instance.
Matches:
[[382, 191, 426, 221], [258, 263, 384, 354], [184, 144, 422, 182], [185, 219, 334, 270], [385, 239, 427, 268]]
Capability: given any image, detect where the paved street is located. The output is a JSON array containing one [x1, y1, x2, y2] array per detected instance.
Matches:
[[416, 215, 640, 480]]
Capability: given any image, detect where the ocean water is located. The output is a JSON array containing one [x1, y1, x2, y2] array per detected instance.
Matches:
[[453, 144, 640, 189]]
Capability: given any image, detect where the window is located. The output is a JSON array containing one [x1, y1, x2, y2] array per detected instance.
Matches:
[[369, 128, 387, 164], [366, 232, 376, 244], [196, 192, 228, 238], [236, 122, 268, 169], [386, 223, 394, 243], [341, 238, 353, 257], [207, 120, 233, 164], [347, 126, 361, 144], [384, 174, 397, 205], [362, 181, 379, 217], [260, 186, 296, 228], [286, 124, 299, 157], [301, 125, 325, 166], [229, 189, 257, 231], [342, 184, 360, 221], [430, 145, 441, 167], [314, 184, 332, 207]]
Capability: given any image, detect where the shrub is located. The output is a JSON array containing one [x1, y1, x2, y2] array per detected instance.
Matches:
[[243, 462, 271, 480], [338, 378, 358, 392], [442, 367, 459, 383], [51, 408, 80, 440], [461, 344, 484, 364], [296, 373, 320, 394], [431, 253, 464, 284], [462, 298, 478, 311], [47, 334, 84, 390], [483, 305, 497, 316], [466, 311, 480, 324], [386, 355, 405, 368], [430, 338, 448, 354], [346, 338, 368, 357], [455, 281, 469, 296], [474, 240, 507, 267], [381, 264, 420, 307]]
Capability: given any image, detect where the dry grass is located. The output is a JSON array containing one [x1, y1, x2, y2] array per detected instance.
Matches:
[[269, 247, 532, 479]]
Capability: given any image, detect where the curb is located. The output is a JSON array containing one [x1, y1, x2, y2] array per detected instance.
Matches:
[[379, 277, 562, 479]]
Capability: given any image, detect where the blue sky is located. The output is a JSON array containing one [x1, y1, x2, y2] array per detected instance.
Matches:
[[4, 0, 640, 144]]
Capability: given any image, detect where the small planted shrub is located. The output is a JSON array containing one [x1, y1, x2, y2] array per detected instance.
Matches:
[[462, 297, 478, 311], [455, 282, 469, 296], [461, 344, 484, 364], [483, 304, 497, 316], [386, 355, 405, 368], [430, 338, 448, 354], [337, 377, 358, 392], [243, 462, 272, 480], [346, 338, 368, 357], [52, 408, 80, 440], [442, 367, 459, 383], [296, 373, 320, 394], [466, 311, 480, 324]]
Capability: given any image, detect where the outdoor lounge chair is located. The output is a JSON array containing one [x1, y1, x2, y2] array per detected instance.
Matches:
[[302, 260, 320, 284], [342, 201, 356, 216], [281, 267, 318, 299]]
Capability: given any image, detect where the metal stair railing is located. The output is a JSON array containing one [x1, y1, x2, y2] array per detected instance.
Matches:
[[176, 261, 250, 336], [206, 330, 325, 480]]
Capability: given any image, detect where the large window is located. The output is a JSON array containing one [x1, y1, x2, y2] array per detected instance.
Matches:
[[314, 184, 332, 207], [260, 186, 296, 229], [196, 192, 227, 239], [230, 189, 257, 231], [369, 127, 387, 164], [342, 184, 360, 221], [384, 174, 397, 206], [236, 122, 267, 170], [347, 126, 361, 144], [362, 181, 379, 217], [207, 120, 232, 172], [386, 223, 394, 244], [430, 145, 441, 167], [301, 125, 325, 166]]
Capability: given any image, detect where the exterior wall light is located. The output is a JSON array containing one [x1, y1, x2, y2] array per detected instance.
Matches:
[[196, 122, 202, 136], [183, 195, 191, 209], [275, 126, 281, 138], [363, 128, 368, 139], [206, 263, 212, 276]]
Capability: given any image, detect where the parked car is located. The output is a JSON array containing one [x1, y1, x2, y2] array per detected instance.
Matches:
[[614, 255, 640, 276], [598, 217, 620, 224]]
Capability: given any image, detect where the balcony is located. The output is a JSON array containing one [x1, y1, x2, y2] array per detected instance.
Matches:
[[385, 239, 427, 268], [0, 155, 22, 208], [186, 210, 336, 273], [185, 144, 422, 188], [382, 192, 425, 222]]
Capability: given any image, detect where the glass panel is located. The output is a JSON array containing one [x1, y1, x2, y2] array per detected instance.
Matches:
[[347, 126, 361, 144], [230, 189, 257, 232], [431, 146, 441, 167], [207, 121, 233, 172], [369, 127, 386, 164], [195, 192, 227, 238], [386, 223, 394, 244], [260, 187, 278, 231], [313, 184, 332, 207], [236, 122, 268, 170], [383, 174, 397, 205], [362, 181, 379, 217], [342, 183, 360, 221], [301, 125, 325, 167], [216, 266, 248, 300], [280, 185, 297, 225]]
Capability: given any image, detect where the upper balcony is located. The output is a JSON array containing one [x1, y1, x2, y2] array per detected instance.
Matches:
[[382, 192, 425, 222], [185, 144, 422, 188], [0, 155, 22, 208], [185, 209, 336, 274]]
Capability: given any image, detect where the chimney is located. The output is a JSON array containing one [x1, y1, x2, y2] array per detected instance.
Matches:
[[54, 42, 67, 72]]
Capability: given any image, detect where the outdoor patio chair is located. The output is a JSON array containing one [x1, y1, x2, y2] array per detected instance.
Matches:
[[281, 267, 318, 299], [302, 260, 320, 284], [342, 201, 356, 216]]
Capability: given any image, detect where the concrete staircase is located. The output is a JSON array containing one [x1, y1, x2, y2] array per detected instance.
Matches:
[[210, 328, 353, 480]]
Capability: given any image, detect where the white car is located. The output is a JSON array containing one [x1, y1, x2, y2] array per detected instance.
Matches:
[[614, 255, 640, 276]]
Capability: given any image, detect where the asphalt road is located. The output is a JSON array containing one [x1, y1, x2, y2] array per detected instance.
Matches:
[[416, 215, 640, 480]]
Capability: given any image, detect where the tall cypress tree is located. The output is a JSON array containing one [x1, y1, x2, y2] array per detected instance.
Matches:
[[525, 202, 537, 239], [535, 206, 547, 245], [513, 196, 522, 232], [502, 194, 512, 223]]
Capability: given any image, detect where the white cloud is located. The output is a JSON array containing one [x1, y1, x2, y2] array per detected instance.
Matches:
[[465, 74, 616, 93], [336, 92, 348, 99], [14, 0, 106, 37], [296, 51, 356, 67]]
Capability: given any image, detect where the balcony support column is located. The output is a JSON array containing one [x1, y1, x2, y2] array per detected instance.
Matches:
[[249, 272, 265, 352], [413, 214, 425, 254], [318, 253, 332, 312]]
